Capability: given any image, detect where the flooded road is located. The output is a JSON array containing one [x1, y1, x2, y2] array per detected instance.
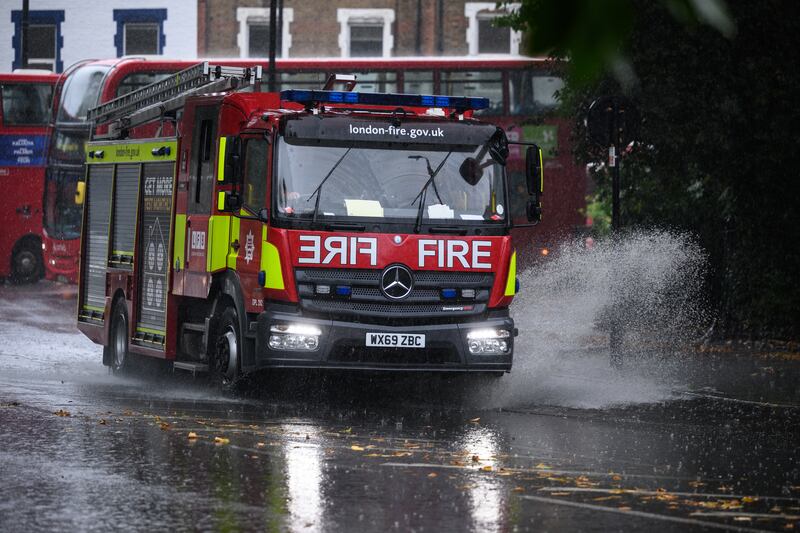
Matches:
[[1, 281, 799, 532]]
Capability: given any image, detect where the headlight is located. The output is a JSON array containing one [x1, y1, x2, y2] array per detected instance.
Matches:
[[268, 323, 321, 351], [466, 328, 510, 355]]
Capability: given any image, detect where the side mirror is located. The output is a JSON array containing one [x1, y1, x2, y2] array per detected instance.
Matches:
[[526, 199, 542, 223], [459, 157, 483, 185], [217, 190, 241, 212], [488, 127, 509, 165], [75, 181, 86, 205], [525, 145, 544, 222], [258, 207, 269, 222], [221, 136, 242, 184], [525, 145, 543, 196]]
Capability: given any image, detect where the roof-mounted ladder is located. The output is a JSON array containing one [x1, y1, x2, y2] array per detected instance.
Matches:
[[88, 61, 262, 139]]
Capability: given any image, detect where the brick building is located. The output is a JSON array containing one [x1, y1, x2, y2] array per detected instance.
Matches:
[[198, 0, 522, 59]]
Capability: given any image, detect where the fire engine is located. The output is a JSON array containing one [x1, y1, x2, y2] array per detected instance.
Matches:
[[75, 63, 543, 384]]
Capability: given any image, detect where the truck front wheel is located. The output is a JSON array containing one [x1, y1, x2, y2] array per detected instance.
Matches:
[[212, 307, 241, 388], [110, 298, 131, 374], [11, 240, 42, 284]]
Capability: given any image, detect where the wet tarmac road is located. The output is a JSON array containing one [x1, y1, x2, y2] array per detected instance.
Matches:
[[1, 282, 799, 532]]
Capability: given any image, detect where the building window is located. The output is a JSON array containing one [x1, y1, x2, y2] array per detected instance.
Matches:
[[464, 3, 521, 56], [236, 7, 294, 58], [337, 9, 394, 58], [113, 9, 167, 57], [11, 10, 64, 72]]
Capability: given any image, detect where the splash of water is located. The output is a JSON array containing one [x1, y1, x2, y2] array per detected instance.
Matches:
[[492, 229, 710, 409]]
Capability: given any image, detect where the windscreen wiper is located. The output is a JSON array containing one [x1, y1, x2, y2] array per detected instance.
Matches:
[[306, 146, 352, 225], [409, 151, 451, 233]]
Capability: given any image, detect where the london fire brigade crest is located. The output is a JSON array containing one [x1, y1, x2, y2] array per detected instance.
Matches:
[[244, 230, 255, 264]]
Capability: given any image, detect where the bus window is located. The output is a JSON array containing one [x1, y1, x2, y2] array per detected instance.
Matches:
[[57, 65, 110, 122], [509, 71, 564, 115], [352, 71, 397, 93], [1, 83, 52, 125], [278, 72, 328, 91], [403, 70, 434, 95], [440, 71, 503, 116], [116, 72, 174, 97]]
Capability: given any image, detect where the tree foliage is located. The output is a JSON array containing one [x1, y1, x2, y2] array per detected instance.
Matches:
[[504, 0, 800, 337]]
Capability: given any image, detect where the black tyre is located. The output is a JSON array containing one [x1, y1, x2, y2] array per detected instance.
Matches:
[[212, 307, 241, 388], [11, 240, 43, 284], [110, 298, 131, 374]]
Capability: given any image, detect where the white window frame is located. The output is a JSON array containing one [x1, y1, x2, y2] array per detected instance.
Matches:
[[337, 8, 394, 58], [464, 2, 522, 56], [236, 7, 294, 58], [123, 22, 160, 55]]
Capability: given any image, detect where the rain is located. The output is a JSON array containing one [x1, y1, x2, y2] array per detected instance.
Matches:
[[1, 1, 799, 532]]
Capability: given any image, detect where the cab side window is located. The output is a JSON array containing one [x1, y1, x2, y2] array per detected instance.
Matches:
[[188, 105, 218, 214], [243, 138, 268, 212]]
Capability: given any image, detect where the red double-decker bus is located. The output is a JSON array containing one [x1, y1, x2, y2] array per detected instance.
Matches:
[[44, 57, 584, 282], [0, 71, 57, 283]]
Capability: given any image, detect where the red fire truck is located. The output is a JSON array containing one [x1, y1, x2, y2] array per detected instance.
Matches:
[[0, 71, 57, 283], [76, 63, 542, 381], [48, 57, 581, 283]]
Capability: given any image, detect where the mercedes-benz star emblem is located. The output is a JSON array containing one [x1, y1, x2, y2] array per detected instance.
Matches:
[[380, 264, 414, 300]]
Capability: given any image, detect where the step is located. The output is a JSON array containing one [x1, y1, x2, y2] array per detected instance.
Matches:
[[173, 361, 209, 376]]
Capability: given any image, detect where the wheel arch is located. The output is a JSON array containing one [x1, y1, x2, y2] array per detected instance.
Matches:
[[207, 270, 253, 369]]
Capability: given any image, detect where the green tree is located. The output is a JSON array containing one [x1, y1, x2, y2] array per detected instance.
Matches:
[[504, 0, 800, 337]]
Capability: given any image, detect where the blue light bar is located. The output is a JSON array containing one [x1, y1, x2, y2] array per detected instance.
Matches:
[[281, 89, 489, 111], [441, 288, 458, 299], [336, 285, 352, 297]]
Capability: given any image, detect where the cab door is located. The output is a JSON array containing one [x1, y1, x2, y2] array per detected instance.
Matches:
[[234, 135, 270, 311], [180, 104, 218, 298]]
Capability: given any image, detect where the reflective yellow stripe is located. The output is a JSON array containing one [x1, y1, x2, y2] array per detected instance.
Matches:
[[217, 191, 226, 211], [173, 214, 186, 271], [227, 216, 240, 269], [217, 136, 227, 181], [260, 225, 284, 289], [504, 251, 517, 296], [538, 147, 544, 193], [207, 215, 231, 272], [85, 139, 178, 164]]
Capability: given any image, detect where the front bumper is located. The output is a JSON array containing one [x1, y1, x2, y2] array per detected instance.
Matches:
[[255, 306, 514, 373]]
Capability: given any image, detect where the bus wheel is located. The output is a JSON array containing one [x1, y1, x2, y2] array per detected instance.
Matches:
[[11, 240, 43, 284], [110, 298, 131, 374], [212, 307, 241, 388]]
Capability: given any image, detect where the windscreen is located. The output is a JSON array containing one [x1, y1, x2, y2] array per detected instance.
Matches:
[[1, 83, 52, 126], [56, 65, 110, 123], [275, 139, 507, 225]]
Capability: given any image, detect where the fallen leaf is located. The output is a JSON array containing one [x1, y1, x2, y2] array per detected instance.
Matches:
[[427, 473, 438, 478], [481, 465, 493, 472], [689, 480, 706, 488], [512, 487, 525, 493], [214, 436, 230, 445], [550, 492, 570, 496], [99, 419, 107, 425], [469, 417, 481, 423], [535, 463, 551, 469], [594, 496, 621, 502], [187, 432, 198, 439], [350, 445, 365, 451], [54, 409, 70, 417], [392, 451, 412, 458], [450, 460, 466, 467], [159, 422, 170, 431], [618, 506, 632, 512], [341, 427, 352, 434], [472, 455, 481, 463], [256, 442, 266, 447], [733, 517, 752, 522], [403, 442, 420, 449], [612, 475, 622, 481], [741, 496, 757, 504]]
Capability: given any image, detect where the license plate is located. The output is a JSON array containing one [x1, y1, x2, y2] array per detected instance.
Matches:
[[365, 332, 426, 348]]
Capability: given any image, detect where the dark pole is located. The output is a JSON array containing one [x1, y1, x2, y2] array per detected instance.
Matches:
[[415, 0, 422, 56], [611, 99, 621, 231], [436, 0, 444, 55], [21, 0, 30, 69], [277, 0, 283, 58], [268, 0, 277, 92]]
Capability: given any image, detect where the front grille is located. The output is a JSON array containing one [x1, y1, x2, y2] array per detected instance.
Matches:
[[295, 268, 494, 320]]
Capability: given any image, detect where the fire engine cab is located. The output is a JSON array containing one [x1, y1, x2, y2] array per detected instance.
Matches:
[[75, 63, 543, 384]]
